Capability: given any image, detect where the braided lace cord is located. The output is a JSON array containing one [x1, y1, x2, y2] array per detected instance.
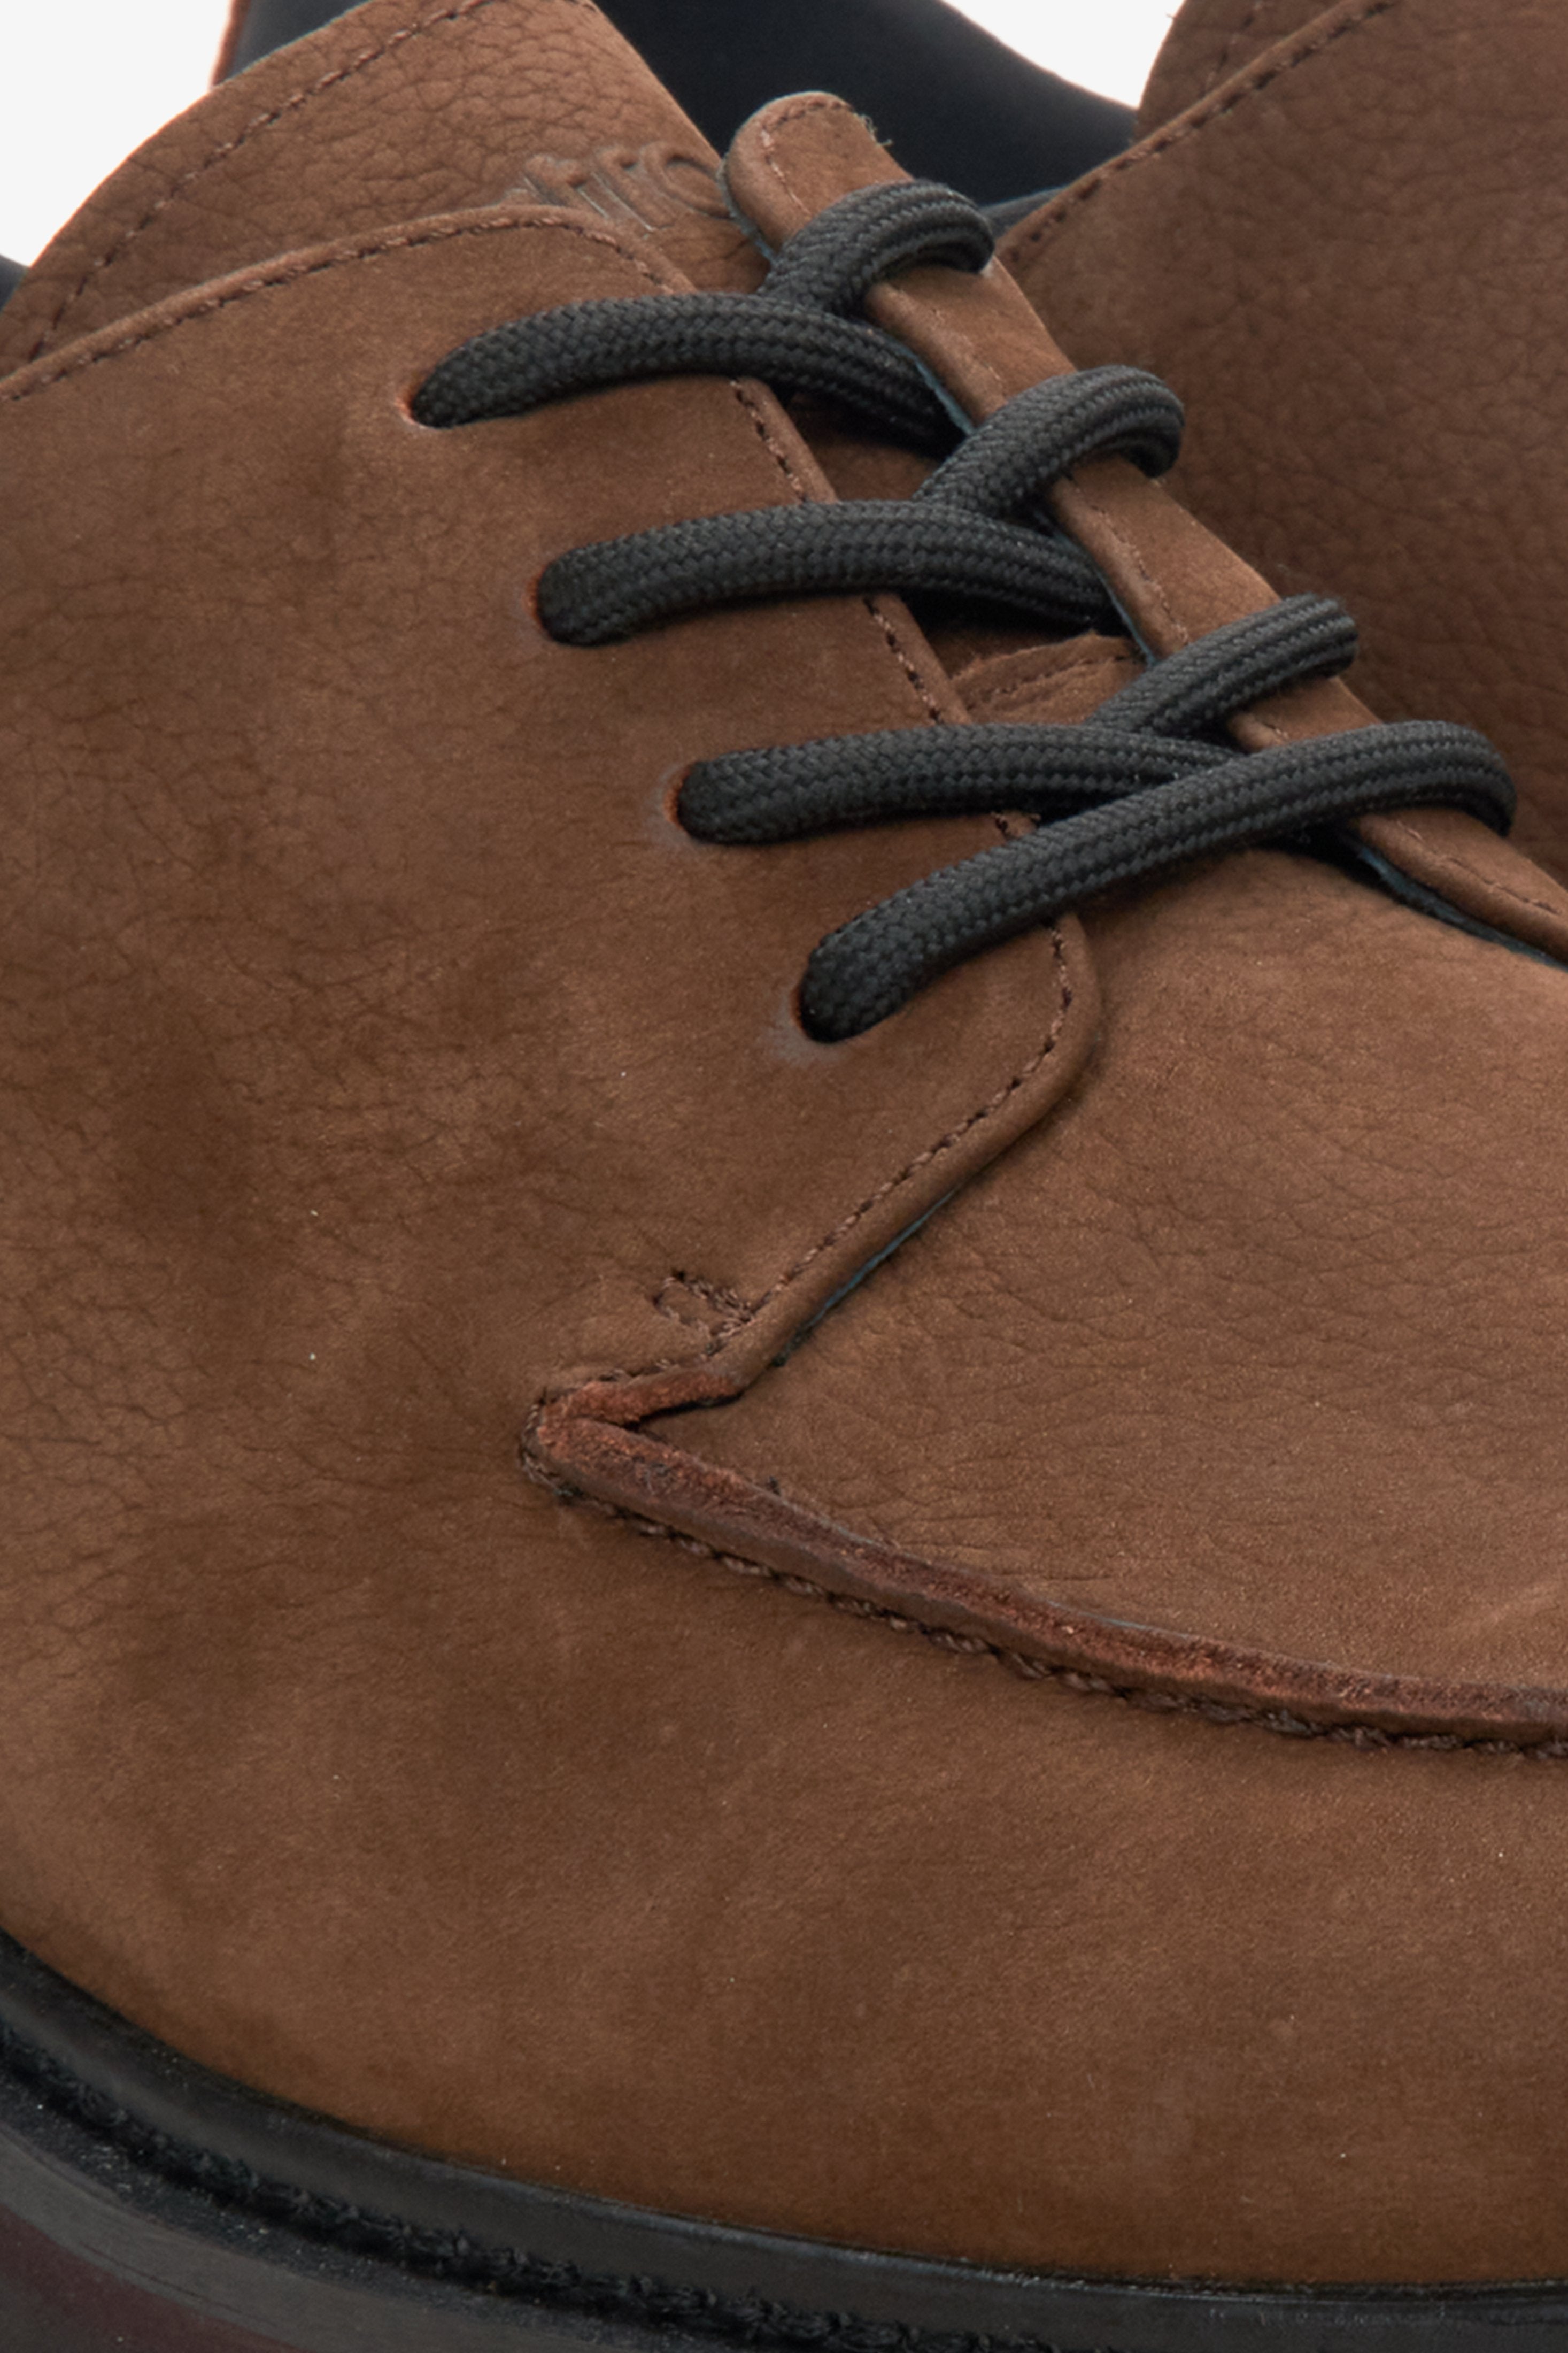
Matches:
[[413, 182, 1513, 1039]]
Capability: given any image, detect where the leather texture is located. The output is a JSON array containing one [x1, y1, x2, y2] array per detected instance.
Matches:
[[608, 94, 1568, 1738], [0, 0, 758, 373], [1002, 0, 1568, 890], [216, 0, 1137, 203], [1137, 0, 1325, 127], [9, 0, 1568, 2299]]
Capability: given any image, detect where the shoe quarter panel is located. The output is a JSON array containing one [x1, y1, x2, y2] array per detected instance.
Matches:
[[0, 211, 1091, 1688]]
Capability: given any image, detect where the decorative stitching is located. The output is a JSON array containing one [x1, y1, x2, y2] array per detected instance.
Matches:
[[727, 374, 818, 495], [754, 91, 862, 234], [673, 933, 1073, 1368], [26, 0, 554, 362], [1004, 0, 1401, 260], [858, 596, 948, 721], [1377, 816, 1568, 928], [530, 1467, 1568, 1763], [0, 212, 674, 409], [654, 1274, 752, 1336], [1062, 475, 1192, 656], [544, 940, 1074, 1393]]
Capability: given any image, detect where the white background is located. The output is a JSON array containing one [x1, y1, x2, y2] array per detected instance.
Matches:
[[0, 0, 1177, 266]]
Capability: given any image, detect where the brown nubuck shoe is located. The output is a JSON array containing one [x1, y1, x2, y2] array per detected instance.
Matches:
[[6, 1, 1568, 2346], [1001, 0, 1568, 893]]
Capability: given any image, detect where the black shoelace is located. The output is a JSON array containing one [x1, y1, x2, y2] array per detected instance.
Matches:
[[413, 181, 1513, 1040]]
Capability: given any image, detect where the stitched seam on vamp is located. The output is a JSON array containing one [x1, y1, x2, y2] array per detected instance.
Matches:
[[720, 377, 946, 724], [0, 214, 672, 407], [682, 933, 1074, 1365], [860, 597, 947, 722], [1006, 0, 1400, 259], [28, 0, 549, 360], [531, 1475, 1568, 1760], [1377, 817, 1568, 926], [592, 938, 1075, 1386]]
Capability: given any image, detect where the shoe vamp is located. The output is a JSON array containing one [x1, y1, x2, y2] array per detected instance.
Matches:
[[652, 845, 1568, 1695]]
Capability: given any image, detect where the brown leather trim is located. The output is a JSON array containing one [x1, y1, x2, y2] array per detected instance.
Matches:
[[527, 1400, 1568, 1754]]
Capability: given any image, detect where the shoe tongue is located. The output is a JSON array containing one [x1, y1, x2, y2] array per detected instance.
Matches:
[[0, 0, 761, 374]]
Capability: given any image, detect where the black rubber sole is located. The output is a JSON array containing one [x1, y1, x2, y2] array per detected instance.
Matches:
[[4, 1929, 1568, 2353]]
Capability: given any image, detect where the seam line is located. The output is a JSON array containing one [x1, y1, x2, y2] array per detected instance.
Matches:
[[1377, 817, 1568, 928], [533, 1472, 1568, 1762], [615, 938, 1073, 1382], [1004, 0, 1401, 259], [0, 213, 671, 409], [27, 0, 547, 360]]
